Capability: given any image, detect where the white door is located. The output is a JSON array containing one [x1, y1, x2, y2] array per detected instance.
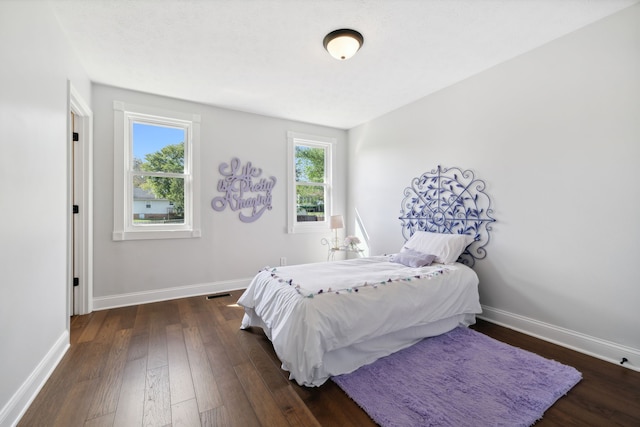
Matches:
[[71, 111, 79, 315], [69, 85, 93, 316]]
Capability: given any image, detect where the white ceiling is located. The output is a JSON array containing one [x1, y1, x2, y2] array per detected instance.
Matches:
[[50, 0, 638, 129]]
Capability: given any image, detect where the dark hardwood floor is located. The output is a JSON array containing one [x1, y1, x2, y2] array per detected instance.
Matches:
[[19, 291, 640, 426]]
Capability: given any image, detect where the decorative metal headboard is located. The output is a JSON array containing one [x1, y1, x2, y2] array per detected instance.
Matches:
[[399, 165, 496, 267]]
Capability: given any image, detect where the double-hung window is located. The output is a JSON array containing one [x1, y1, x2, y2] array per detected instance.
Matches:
[[287, 131, 335, 233], [113, 102, 201, 240]]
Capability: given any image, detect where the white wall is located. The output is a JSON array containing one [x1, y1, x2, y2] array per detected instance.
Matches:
[[92, 85, 347, 306], [0, 1, 91, 425], [348, 4, 640, 364]]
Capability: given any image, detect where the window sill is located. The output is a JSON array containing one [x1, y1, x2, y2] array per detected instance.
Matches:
[[113, 229, 201, 241]]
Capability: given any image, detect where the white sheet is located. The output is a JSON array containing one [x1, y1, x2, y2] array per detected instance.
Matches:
[[238, 256, 481, 386]]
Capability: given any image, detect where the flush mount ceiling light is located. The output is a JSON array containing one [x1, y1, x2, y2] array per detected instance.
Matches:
[[323, 29, 364, 60]]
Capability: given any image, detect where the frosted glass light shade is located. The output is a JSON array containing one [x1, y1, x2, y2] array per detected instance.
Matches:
[[323, 29, 363, 60]]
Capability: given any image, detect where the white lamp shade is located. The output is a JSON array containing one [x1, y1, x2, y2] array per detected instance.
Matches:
[[323, 29, 363, 60], [329, 214, 344, 230]]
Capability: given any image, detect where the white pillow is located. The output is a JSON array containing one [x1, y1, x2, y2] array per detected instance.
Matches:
[[401, 231, 474, 264]]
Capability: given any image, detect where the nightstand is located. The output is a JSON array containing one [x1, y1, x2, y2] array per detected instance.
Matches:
[[321, 238, 364, 261]]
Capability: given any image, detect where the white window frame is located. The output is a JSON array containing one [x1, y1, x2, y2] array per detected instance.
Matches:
[[287, 131, 336, 234], [113, 101, 201, 240]]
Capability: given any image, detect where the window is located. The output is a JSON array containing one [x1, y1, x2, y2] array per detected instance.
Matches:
[[113, 101, 201, 240], [287, 131, 335, 233]]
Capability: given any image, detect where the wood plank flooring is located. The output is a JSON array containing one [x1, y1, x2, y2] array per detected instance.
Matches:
[[19, 291, 640, 426]]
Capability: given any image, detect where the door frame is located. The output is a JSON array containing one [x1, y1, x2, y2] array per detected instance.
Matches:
[[68, 82, 93, 317]]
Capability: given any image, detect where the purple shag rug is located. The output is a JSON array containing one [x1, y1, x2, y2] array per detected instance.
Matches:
[[332, 327, 581, 427]]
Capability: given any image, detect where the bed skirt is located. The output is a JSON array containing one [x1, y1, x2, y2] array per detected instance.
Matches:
[[241, 310, 476, 386]]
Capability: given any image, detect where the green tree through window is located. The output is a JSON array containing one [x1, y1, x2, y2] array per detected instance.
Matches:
[[139, 142, 185, 215], [295, 145, 326, 221]]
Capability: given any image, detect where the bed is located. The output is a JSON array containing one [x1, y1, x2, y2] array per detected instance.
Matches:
[[238, 165, 496, 386]]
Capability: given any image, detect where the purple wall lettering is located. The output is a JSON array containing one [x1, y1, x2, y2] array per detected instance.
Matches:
[[211, 157, 277, 223]]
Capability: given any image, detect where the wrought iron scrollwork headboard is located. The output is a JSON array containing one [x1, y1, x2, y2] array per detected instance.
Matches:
[[399, 165, 496, 267]]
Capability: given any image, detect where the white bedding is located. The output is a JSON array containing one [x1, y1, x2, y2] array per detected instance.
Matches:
[[238, 255, 481, 386]]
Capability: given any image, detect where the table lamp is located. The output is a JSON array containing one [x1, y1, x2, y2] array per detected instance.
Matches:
[[329, 215, 344, 249]]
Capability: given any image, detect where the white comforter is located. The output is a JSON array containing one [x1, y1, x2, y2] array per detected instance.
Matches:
[[238, 256, 481, 386]]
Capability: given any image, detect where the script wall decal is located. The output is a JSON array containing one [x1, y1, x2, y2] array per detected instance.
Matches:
[[211, 157, 276, 223]]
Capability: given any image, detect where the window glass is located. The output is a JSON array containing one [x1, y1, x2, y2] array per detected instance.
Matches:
[[295, 144, 326, 222], [132, 175, 185, 224], [131, 122, 187, 225], [295, 145, 325, 183], [296, 184, 325, 222], [132, 123, 185, 172]]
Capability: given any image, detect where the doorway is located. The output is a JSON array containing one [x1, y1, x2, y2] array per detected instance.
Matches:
[[68, 83, 93, 317]]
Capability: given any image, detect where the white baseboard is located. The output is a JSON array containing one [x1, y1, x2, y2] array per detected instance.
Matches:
[[92, 278, 252, 310], [479, 305, 640, 372], [0, 331, 69, 427]]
